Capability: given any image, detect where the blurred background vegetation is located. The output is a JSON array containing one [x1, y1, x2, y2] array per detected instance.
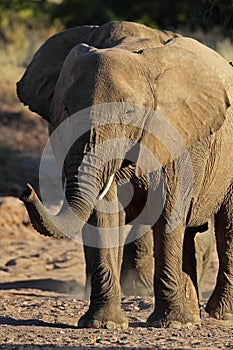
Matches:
[[0, 0, 232, 70], [0, 0, 233, 196], [1, 0, 233, 32]]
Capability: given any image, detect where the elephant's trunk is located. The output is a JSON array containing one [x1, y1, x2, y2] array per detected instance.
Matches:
[[20, 184, 67, 239], [20, 130, 127, 239], [20, 163, 101, 239], [20, 150, 121, 240]]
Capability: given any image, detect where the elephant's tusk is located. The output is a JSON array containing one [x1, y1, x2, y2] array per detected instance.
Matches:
[[98, 174, 115, 200]]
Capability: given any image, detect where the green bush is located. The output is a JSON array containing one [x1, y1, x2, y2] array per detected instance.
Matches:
[[0, 1, 63, 68], [0, 0, 56, 47]]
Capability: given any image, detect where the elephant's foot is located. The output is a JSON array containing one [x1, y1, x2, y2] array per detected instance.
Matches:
[[206, 282, 233, 321], [147, 273, 201, 328], [146, 307, 199, 329], [183, 272, 201, 324], [78, 305, 128, 329]]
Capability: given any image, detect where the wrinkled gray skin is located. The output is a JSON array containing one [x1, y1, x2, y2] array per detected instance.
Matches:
[[17, 21, 233, 329], [119, 222, 213, 298]]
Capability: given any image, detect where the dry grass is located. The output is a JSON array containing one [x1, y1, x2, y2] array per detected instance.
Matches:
[[0, 19, 62, 111]]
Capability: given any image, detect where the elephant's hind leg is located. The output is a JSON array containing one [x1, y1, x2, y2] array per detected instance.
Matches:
[[120, 228, 154, 296], [206, 184, 233, 321]]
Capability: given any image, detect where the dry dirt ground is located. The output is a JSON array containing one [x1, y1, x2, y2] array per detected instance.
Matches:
[[0, 60, 233, 350]]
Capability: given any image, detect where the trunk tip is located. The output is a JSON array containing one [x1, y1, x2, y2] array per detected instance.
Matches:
[[19, 183, 35, 202]]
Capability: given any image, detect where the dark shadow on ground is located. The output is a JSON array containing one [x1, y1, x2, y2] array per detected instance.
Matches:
[[0, 278, 82, 294], [0, 109, 47, 196], [0, 148, 41, 196], [0, 316, 76, 329]]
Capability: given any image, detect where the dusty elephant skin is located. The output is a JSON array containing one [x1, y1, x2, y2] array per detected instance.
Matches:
[[17, 21, 233, 329], [120, 222, 213, 299]]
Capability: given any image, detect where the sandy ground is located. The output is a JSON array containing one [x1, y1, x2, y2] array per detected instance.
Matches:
[[0, 198, 233, 350]]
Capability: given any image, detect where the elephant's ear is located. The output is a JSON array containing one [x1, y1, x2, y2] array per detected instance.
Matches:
[[170, 37, 233, 101], [135, 44, 232, 177], [51, 43, 99, 127], [16, 26, 97, 121]]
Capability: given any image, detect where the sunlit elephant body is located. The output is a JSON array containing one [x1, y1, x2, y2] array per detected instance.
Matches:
[[17, 21, 233, 329]]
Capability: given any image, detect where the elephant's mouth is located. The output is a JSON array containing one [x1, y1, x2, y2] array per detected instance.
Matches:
[[97, 174, 115, 200], [97, 159, 139, 201]]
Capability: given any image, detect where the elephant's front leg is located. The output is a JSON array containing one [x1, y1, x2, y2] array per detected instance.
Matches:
[[147, 220, 200, 328], [78, 244, 128, 329], [78, 182, 128, 330]]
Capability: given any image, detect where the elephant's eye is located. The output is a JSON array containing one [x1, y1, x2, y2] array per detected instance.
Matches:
[[64, 105, 70, 116], [125, 108, 135, 116]]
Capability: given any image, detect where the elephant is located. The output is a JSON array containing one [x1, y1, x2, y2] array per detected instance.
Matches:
[[17, 21, 233, 329]]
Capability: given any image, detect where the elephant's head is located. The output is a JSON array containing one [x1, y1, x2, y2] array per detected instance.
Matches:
[[17, 22, 232, 240]]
